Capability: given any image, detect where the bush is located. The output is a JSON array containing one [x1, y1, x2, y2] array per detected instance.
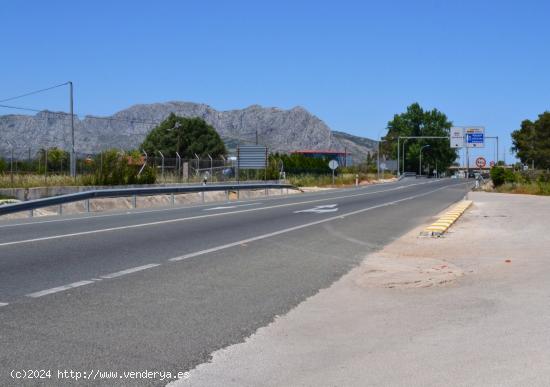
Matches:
[[0, 158, 6, 173], [82, 149, 156, 186], [490, 167, 517, 187]]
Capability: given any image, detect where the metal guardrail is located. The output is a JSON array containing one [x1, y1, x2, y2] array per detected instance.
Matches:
[[0, 183, 295, 217]]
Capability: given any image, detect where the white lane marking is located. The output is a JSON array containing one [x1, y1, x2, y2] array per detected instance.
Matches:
[[204, 203, 260, 211], [170, 182, 467, 262], [0, 197, 269, 229], [0, 181, 439, 247], [294, 204, 338, 213], [100, 264, 160, 279], [25, 264, 161, 299], [27, 280, 95, 298], [0, 302, 8, 307], [0, 180, 410, 229]]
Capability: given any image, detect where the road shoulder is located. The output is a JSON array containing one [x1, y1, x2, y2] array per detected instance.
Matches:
[[172, 191, 550, 387]]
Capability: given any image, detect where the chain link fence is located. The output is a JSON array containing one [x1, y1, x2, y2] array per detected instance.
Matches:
[[0, 147, 241, 188]]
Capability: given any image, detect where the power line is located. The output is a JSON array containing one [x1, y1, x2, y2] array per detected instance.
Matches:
[[0, 82, 69, 103]]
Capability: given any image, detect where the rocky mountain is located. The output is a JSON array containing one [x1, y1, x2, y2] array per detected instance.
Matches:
[[0, 102, 376, 162]]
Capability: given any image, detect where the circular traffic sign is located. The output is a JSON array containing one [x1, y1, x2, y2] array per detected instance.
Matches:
[[475, 157, 486, 168], [328, 160, 339, 170]]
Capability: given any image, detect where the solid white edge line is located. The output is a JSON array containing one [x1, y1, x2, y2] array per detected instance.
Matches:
[[100, 263, 160, 279], [27, 280, 95, 298], [0, 181, 438, 247], [170, 182, 468, 262]]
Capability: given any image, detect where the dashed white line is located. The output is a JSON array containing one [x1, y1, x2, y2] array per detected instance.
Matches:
[[0, 302, 9, 307], [170, 182, 466, 262], [100, 264, 160, 279], [0, 181, 436, 247], [204, 203, 260, 211], [25, 264, 161, 299], [27, 280, 95, 298]]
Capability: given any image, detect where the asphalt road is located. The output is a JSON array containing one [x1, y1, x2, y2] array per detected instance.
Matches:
[[0, 178, 471, 386]]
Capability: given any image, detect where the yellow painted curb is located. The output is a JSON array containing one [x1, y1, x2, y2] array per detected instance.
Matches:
[[421, 200, 472, 237]]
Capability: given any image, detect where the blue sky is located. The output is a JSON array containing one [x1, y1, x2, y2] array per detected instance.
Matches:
[[2, 0, 549, 163]]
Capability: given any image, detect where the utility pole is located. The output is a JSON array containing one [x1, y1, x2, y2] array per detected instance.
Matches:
[[69, 81, 76, 177]]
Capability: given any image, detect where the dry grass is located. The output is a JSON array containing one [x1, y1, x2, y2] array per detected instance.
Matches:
[[289, 172, 393, 187], [492, 182, 550, 196]]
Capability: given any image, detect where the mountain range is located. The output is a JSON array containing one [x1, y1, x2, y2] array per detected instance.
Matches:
[[0, 102, 376, 162]]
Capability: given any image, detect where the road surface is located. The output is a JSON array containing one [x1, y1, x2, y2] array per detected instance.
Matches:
[[0, 178, 470, 386]]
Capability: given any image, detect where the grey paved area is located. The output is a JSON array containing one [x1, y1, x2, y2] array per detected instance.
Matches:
[[172, 192, 550, 387], [0, 178, 470, 386]]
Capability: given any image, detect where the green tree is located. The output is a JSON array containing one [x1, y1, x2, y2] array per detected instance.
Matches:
[[381, 103, 457, 174], [511, 112, 550, 169], [36, 147, 70, 173], [141, 114, 226, 158]]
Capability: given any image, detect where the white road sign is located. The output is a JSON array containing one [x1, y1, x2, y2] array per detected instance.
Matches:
[[450, 127, 464, 148], [465, 127, 485, 148], [328, 160, 339, 170]]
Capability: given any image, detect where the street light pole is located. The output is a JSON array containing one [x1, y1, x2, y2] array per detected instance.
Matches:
[[69, 81, 76, 177], [419, 145, 430, 176]]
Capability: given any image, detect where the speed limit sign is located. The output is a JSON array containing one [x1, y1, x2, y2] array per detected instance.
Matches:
[[476, 157, 486, 168]]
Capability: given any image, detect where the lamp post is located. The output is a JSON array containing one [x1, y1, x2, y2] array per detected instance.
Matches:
[[402, 139, 410, 175], [419, 145, 430, 176]]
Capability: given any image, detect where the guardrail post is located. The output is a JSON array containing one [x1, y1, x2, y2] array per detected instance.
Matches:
[[171, 193, 175, 206], [132, 195, 137, 208], [225, 190, 229, 202], [58, 204, 63, 216], [29, 209, 33, 218], [86, 199, 90, 213], [201, 191, 205, 203]]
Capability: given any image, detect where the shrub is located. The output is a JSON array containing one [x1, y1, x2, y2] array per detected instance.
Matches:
[[491, 167, 517, 187]]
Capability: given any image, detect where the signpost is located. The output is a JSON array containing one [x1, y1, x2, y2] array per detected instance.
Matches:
[[465, 127, 485, 148], [328, 159, 338, 185]]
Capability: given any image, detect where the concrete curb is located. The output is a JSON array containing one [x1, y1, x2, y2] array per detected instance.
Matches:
[[420, 200, 473, 237]]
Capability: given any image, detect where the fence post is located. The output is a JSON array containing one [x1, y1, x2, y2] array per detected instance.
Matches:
[[44, 148, 48, 184], [158, 151, 165, 182], [208, 154, 213, 182], [10, 148, 14, 187], [176, 152, 182, 182]]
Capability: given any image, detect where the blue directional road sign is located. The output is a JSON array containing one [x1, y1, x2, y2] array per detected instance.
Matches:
[[465, 127, 485, 148]]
